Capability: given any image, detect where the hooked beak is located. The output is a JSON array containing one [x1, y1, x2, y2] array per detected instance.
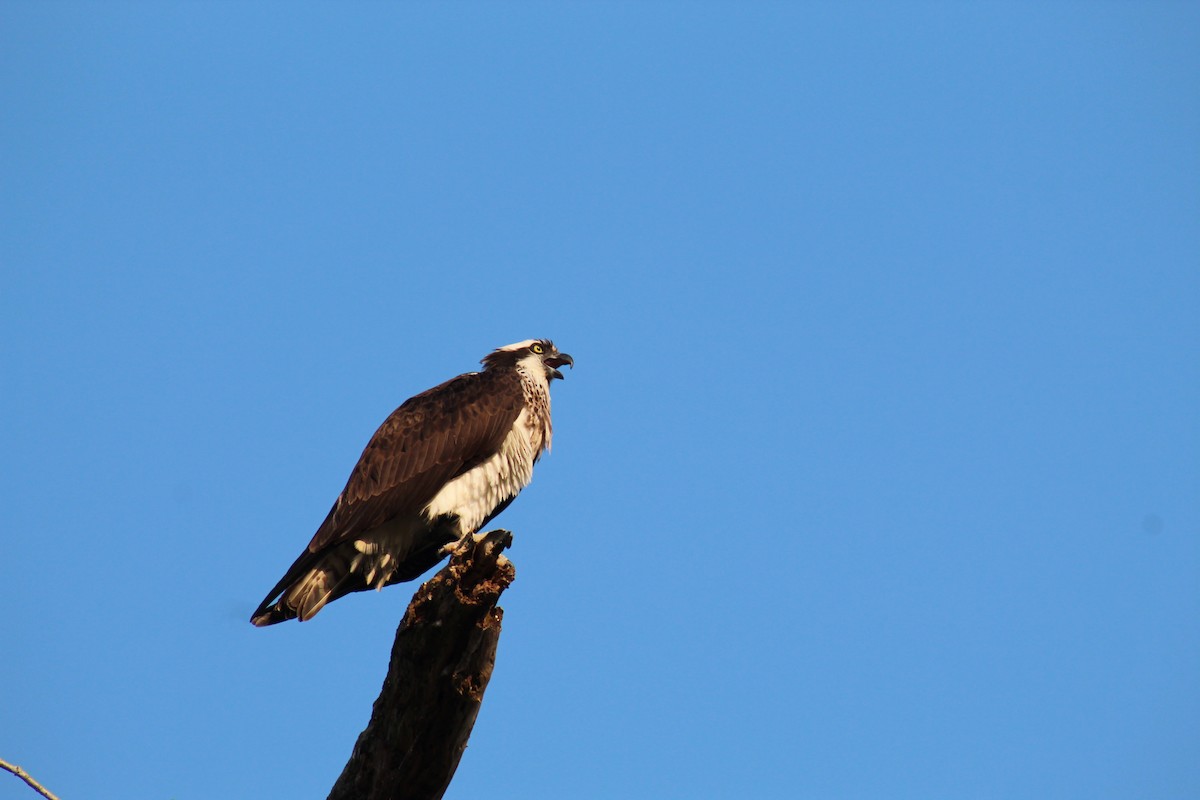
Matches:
[[545, 351, 574, 380]]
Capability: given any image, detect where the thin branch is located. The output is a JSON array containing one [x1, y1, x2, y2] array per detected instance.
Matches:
[[0, 758, 61, 800]]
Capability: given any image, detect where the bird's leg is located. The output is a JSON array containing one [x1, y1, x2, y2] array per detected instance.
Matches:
[[441, 534, 475, 559], [442, 529, 506, 560]]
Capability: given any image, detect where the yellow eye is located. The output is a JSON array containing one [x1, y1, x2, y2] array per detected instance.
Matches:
[[531, 343, 544, 354]]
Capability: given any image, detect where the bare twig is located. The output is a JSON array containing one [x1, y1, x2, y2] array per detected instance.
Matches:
[[0, 758, 61, 800]]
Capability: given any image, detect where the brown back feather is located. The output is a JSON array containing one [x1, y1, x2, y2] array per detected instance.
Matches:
[[306, 367, 525, 553]]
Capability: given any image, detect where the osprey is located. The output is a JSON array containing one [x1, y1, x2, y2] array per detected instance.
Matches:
[[251, 339, 573, 626]]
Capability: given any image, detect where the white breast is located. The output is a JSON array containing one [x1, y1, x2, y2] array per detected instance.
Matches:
[[424, 407, 542, 535]]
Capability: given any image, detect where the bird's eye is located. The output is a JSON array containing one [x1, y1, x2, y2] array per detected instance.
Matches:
[[531, 343, 544, 354]]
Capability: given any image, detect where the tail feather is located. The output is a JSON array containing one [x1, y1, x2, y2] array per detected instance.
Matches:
[[250, 542, 370, 626], [250, 515, 461, 626]]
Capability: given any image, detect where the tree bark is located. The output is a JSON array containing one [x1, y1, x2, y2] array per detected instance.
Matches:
[[327, 529, 516, 800]]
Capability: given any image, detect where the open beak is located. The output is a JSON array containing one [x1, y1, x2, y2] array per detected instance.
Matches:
[[545, 352, 574, 380]]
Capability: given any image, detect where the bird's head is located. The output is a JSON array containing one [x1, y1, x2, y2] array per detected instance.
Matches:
[[483, 339, 574, 381]]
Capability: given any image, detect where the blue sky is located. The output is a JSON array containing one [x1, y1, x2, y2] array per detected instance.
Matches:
[[2, 3, 1198, 798]]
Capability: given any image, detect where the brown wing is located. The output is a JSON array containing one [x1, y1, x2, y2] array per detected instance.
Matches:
[[306, 367, 525, 553]]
